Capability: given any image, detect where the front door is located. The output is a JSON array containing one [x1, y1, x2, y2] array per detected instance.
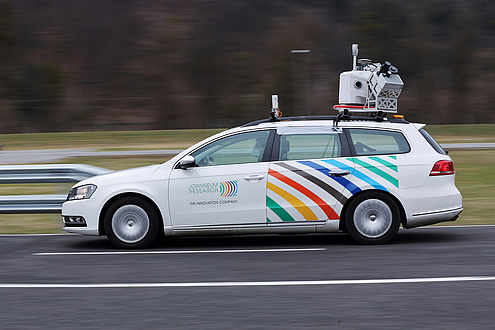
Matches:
[[169, 130, 272, 228]]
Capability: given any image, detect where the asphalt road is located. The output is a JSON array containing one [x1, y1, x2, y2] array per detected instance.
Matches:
[[1, 225, 495, 329]]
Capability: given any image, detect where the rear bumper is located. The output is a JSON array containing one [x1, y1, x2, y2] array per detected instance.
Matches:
[[405, 206, 463, 228]]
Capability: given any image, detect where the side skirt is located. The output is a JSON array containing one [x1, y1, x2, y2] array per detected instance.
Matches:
[[164, 220, 340, 237]]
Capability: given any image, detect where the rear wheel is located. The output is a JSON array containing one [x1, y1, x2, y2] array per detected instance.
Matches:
[[104, 197, 160, 249], [345, 192, 400, 244]]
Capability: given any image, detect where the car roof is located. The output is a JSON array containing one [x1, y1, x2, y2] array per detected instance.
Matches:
[[240, 115, 412, 130]]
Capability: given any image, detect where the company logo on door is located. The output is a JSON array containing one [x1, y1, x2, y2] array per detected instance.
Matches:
[[189, 180, 238, 197], [220, 180, 238, 197]]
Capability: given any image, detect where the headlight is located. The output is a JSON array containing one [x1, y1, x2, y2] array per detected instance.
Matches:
[[67, 184, 97, 201]]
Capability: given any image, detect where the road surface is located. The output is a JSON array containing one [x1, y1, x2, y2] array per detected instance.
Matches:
[[1, 225, 494, 328]]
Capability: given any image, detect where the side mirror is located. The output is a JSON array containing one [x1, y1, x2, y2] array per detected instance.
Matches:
[[178, 155, 196, 169]]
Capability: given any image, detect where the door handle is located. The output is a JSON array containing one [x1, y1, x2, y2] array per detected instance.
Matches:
[[243, 175, 265, 181], [329, 171, 351, 177]]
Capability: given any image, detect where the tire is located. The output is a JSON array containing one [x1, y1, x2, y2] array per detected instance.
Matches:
[[345, 192, 400, 244], [104, 197, 160, 249]]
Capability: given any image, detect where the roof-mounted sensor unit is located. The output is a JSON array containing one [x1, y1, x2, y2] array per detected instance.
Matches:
[[335, 44, 404, 114]]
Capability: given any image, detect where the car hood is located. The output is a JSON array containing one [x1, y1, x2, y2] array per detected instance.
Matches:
[[73, 164, 161, 187]]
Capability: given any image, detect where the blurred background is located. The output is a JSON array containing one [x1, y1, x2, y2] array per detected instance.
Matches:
[[0, 0, 494, 133]]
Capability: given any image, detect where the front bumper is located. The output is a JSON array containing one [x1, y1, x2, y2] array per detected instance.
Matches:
[[61, 197, 102, 236]]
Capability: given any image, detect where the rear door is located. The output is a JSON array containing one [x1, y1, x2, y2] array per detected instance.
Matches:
[[343, 128, 410, 194], [266, 126, 355, 224]]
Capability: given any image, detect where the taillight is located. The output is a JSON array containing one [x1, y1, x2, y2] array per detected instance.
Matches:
[[430, 160, 455, 176]]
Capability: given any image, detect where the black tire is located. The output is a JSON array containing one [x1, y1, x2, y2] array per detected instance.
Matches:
[[104, 197, 160, 249], [345, 192, 400, 244]]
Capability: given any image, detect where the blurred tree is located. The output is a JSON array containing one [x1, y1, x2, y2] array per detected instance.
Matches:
[[15, 62, 64, 132], [1, 0, 495, 132], [0, 0, 17, 133]]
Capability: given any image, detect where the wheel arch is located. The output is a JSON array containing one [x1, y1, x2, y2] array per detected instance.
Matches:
[[339, 189, 406, 233], [98, 192, 164, 236]]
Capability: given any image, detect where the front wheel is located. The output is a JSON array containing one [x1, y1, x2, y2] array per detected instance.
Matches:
[[104, 197, 160, 249], [345, 193, 401, 244]]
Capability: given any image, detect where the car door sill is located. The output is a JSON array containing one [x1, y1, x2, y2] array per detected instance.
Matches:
[[268, 220, 328, 226], [172, 223, 267, 231], [166, 220, 340, 236], [172, 220, 328, 231]]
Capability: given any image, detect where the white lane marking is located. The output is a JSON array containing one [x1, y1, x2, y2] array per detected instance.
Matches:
[[1, 276, 495, 288], [33, 248, 326, 256], [411, 224, 495, 229]]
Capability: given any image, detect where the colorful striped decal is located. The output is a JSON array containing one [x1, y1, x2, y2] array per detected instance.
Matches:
[[269, 169, 339, 220], [298, 160, 361, 195], [266, 156, 399, 223], [267, 161, 347, 222], [267, 182, 318, 220], [276, 162, 348, 205], [323, 159, 389, 192], [369, 156, 398, 172], [350, 158, 398, 188], [267, 196, 295, 222]]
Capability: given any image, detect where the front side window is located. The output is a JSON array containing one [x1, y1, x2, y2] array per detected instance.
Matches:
[[191, 130, 271, 167], [279, 134, 342, 161], [347, 128, 410, 156]]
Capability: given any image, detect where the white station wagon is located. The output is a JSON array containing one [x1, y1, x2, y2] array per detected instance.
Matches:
[[62, 45, 462, 248], [62, 114, 462, 248]]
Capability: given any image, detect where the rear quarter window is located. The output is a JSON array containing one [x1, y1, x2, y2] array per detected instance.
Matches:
[[419, 128, 447, 155], [347, 128, 410, 156]]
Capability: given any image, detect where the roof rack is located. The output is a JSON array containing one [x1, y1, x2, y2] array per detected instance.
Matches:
[[242, 113, 408, 127], [242, 115, 336, 127]]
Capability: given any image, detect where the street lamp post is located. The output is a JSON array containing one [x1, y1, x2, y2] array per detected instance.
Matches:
[[290, 49, 311, 116]]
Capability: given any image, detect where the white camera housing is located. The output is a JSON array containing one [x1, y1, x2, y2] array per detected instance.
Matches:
[[336, 44, 404, 114], [338, 70, 372, 105]]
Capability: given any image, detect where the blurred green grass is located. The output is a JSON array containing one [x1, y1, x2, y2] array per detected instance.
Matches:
[[425, 124, 495, 143], [0, 125, 494, 233], [446, 150, 495, 226]]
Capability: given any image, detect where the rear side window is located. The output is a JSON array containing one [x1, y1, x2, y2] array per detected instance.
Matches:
[[347, 128, 410, 156], [279, 134, 342, 161], [419, 128, 447, 155]]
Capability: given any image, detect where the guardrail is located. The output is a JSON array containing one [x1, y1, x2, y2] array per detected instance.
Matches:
[[0, 164, 112, 214]]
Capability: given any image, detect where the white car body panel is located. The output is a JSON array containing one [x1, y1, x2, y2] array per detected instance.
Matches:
[[168, 162, 269, 228]]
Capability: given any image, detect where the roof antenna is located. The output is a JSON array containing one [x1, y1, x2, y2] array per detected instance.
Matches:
[[352, 43, 359, 70], [269, 94, 282, 121]]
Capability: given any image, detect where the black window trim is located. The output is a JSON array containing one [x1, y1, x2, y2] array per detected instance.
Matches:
[[262, 129, 277, 162]]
